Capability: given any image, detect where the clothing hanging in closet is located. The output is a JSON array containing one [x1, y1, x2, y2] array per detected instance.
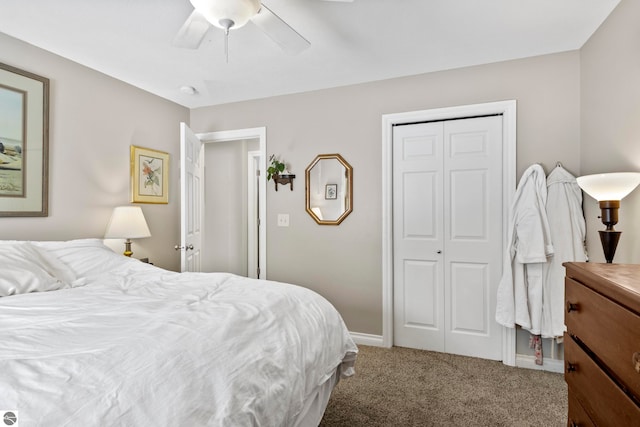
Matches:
[[541, 164, 587, 338], [495, 164, 554, 332], [495, 163, 588, 338]]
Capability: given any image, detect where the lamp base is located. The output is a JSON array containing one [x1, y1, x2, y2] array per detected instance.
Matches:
[[123, 239, 133, 257], [599, 230, 621, 264]]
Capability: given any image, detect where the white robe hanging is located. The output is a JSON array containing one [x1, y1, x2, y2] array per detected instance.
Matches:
[[496, 164, 554, 332], [541, 165, 588, 338]]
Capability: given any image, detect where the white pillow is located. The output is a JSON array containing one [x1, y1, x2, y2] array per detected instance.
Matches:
[[30, 243, 78, 284], [0, 242, 72, 297], [33, 239, 133, 278]]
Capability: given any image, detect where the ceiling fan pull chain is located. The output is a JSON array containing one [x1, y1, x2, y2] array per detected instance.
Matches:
[[219, 18, 234, 63]]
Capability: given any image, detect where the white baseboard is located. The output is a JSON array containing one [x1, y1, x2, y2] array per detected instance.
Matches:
[[516, 354, 564, 374], [349, 331, 385, 347], [349, 333, 564, 374], [350, 332, 564, 374]]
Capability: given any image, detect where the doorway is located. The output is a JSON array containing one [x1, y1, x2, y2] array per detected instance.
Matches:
[[202, 139, 259, 277], [179, 124, 267, 279], [381, 101, 517, 364]]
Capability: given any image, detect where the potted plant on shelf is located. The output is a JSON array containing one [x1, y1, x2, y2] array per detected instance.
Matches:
[[267, 154, 286, 181], [267, 154, 295, 191]]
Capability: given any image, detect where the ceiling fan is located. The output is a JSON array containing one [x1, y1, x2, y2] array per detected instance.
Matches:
[[173, 0, 353, 56]]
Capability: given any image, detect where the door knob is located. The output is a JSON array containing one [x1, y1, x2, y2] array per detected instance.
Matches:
[[436, 250, 442, 254], [174, 244, 194, 251]]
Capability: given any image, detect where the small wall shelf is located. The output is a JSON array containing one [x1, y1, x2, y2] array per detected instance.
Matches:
[[273, 174, 295, 191]]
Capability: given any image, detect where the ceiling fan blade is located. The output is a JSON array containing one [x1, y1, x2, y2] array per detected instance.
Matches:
[[173, 10, 211, 49], [251, 4, 310, 55]]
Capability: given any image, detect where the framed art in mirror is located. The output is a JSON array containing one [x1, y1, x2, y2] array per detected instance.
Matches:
[[325, 184, 337, 200], [0, 63, 49, 217], [131, 145, 169, 204]]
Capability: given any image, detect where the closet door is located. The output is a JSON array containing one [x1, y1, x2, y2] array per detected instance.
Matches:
[[393, 122, 445, 351], [442, 116, 503, 360], [393, 116, 503, 360]]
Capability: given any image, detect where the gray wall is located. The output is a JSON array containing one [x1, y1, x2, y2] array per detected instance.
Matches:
[[190, 51, 581, 336], [581, 0, 640, 264], [0, 33, 189, 271]]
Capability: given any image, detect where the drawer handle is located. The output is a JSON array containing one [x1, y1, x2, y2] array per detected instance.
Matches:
[[567, 362, 577, 373], [566, 301, 579, 313], [633, 352, 640, 374]]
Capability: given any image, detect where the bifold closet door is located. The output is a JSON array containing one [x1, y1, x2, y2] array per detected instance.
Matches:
[[393, 116, 503, 360]]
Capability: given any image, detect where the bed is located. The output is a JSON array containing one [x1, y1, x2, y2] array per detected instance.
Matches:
[[0, 239, 357, 426]]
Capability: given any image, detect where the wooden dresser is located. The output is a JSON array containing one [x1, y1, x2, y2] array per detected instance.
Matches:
[[564, 262, 640, 426]]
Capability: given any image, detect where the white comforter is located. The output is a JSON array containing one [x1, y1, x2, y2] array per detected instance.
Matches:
[[0, 242, 357, 427]]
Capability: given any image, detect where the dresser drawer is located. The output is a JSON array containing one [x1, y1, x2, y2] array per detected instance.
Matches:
[[565, 335, 640, 426], [567, 389, 595, 427], [565, 277, 640, 399]]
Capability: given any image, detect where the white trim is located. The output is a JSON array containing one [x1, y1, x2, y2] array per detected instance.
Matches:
[[196, 127, 268, 279], [516, 354, 564, 374], [381, 100, 517, 362], [502, 326, 517, 366], [247, 150, 261, 279], [350, 332, 384, 347]]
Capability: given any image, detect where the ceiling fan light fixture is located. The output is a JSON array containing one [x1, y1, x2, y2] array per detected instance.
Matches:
[[189, 0, 261, 30]]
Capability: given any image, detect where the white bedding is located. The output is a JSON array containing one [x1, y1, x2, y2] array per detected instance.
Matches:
[[0, 240, 357, 426]]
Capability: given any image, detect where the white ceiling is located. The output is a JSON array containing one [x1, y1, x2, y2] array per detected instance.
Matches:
[[0, 0, 620, 109]]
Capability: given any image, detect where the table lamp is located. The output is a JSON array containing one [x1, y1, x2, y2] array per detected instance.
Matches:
[[576, 172, 640, 263], [104, 206, 151, 257]]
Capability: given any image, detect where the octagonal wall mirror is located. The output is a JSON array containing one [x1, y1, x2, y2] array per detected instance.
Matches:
[[305, 154, 353, 225]]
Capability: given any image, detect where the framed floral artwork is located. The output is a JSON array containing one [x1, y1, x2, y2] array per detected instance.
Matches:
[[130, 145, 169, 204], [0, 62, 49, 217], [325, 184, 337, 200]]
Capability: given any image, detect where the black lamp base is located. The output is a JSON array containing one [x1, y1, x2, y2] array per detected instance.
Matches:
[[599, 230, 621, 263]]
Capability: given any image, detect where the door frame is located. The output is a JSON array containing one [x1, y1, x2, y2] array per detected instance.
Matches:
[[381, 100, 517, 365], [247, 150, 261, 279], [196, 127, 267, 279]]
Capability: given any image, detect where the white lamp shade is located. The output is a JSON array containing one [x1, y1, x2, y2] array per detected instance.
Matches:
[[576, 172, 640, 201], [104, 206, 151, 239], [190, 0, 261, 29]]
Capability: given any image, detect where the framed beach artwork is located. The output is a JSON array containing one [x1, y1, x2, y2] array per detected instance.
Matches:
[[130, 145, 169, 204], [0, 63, 49, 217]]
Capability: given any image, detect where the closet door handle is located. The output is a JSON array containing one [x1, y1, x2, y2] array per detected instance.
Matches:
[[566, 301, 579, 313]]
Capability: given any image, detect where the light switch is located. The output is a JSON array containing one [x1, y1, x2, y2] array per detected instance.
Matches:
[[277, 214, 290, 227]]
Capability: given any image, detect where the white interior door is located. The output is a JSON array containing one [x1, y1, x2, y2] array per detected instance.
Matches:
[[180, 122, 203, 272], [393, 115, 504, 360], [393, 122, 445, 350]]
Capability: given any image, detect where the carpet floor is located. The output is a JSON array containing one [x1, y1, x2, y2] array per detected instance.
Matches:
[[320, 345, 567, 426]]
